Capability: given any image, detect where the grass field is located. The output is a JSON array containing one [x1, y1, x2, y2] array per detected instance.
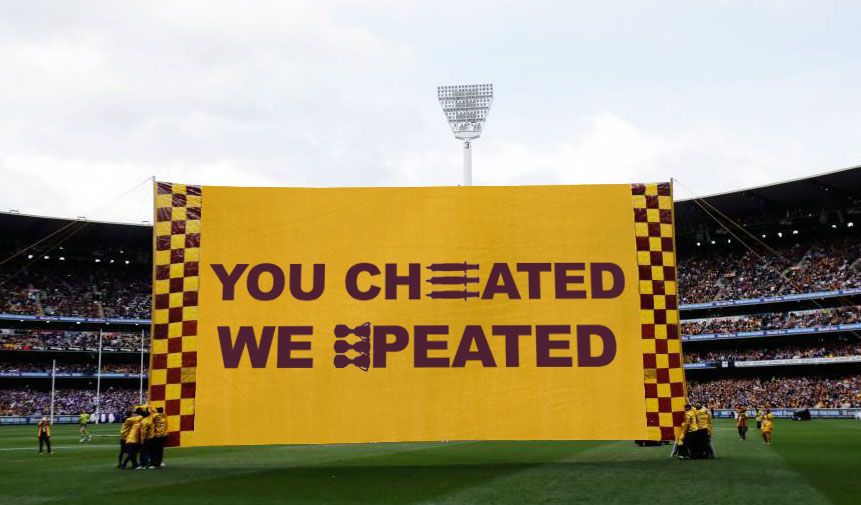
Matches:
[[1, 420, 860, 505]]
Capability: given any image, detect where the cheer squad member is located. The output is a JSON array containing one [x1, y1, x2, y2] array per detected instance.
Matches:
[[119, 407, 143, 469], [149, 407, 168, 468], [36, 416, 51, 454]]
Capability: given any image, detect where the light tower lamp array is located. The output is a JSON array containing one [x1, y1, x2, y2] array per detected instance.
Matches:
[[437, 83, 494, 186]]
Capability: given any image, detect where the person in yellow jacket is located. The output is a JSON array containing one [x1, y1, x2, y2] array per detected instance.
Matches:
[[755, 406, 763, 430], [761, 408, 775, 445], [695, 402, 714, 458], [119, 407, 143, 469], [117, 408, 133, 468], [140, 408, 155, 469], [677, 403, 702, 459], [149, 406, 168, 469], [36, 416, 52, 454]]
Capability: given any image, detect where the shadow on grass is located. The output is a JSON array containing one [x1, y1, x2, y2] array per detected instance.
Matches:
[[16, 439, 833, 505], [65, 458, 787, 505], [32, 442, 636, 505], [47, 462, 545, 505]]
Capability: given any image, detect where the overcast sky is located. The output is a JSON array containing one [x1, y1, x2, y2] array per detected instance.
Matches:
[[1, 0, 859, 223]]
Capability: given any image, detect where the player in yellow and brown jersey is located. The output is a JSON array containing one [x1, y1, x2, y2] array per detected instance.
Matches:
[[735, 405, 748, 441]]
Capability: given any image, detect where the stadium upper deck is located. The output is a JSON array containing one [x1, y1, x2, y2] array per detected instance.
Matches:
[[1, 169, 860, 414]]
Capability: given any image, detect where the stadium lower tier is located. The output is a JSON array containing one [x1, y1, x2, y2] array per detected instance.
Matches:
[[683, 337, 861, 364], [0, 305, 858, 349], [687, 374, 861, 409], [2, 375, 860, 416], [0, 386, 144, 416]]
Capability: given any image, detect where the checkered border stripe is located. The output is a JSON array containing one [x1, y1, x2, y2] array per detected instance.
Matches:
[[631, 182, 687, 441], [148, 182, 201, 447]]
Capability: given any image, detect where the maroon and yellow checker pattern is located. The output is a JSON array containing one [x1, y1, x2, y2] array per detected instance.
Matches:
[[148, 182, 201, 447], [631, 182, 687, 441]]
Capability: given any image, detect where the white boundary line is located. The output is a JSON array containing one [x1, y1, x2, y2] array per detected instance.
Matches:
[[0, 444, 116, 451]]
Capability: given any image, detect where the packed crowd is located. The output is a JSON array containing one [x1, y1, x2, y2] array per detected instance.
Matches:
[[2, 235, 860, 424], [0, 285, 38, 314], [679, 239, 861, 304], [684, 341, 861, 364], [1, 260, 150, 319], [0, 362, 146, 375], [100, 281, 151, 319], [1, 237, 859, 317], [687, 375, 861, 408], [0, 329, 147, 351], [681, 305, 861, 335], [0, 386, 144, 415]]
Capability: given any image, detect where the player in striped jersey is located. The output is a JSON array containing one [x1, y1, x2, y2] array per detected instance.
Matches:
[[735, 405, 748, 441]]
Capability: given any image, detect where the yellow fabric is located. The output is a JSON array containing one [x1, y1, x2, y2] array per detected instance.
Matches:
[[684, 408, 701, 433], [36, 421, 51, 438], [755, 409, 763, 421], [696, 407, 712, 436], [677, 408, 698, 444], [123, 415, 143, 444], [762, 413, 775, 433], [140, 415, 155, 441], [120, 417, 133, 440], [164, 184, 685, 446], [152, 413, 168, 437]]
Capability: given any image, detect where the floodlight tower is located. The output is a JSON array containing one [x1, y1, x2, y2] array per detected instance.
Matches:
[[437, 83, 494, 186]]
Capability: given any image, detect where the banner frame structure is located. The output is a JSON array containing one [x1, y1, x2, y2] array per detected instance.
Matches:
[[147, 181, 687, 447], [629, 182, 688, 441], [148, 183, 203, 447]]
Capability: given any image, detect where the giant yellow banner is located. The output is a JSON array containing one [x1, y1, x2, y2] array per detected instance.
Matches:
[[148, 182, 686, 447]]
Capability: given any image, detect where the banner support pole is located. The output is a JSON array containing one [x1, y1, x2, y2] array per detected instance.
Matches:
[[50, 359, 56, 424], [139, 329, 145, 404], [95, 329, 103, 423]]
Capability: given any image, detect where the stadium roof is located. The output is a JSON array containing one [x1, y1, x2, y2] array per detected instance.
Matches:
[[676, 163, 861, 205], [0, 212, 150, 259], [1, 165, 860, 251], [674, 164, 861, 241]]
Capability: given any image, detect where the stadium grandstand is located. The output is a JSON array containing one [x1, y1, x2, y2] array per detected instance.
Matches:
[[2, 168, 861, 422]]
